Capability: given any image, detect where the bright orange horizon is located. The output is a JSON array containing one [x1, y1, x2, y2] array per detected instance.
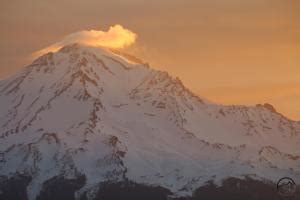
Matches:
[[0, 0, 299, 120]]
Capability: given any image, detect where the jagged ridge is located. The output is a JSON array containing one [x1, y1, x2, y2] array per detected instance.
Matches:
[[0, 44, 299, 200]]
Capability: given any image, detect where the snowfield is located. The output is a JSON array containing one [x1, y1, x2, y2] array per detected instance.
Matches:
[[0, 44, 299, 199]]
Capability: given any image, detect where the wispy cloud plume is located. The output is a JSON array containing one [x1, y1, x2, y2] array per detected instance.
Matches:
[[33, 24, 137, 57]]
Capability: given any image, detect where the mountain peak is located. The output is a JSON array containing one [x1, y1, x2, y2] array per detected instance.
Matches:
[[0, 43, 300, 200], [256, 103, 277, 113], [31, 43, 145, 73], [59, 43, 145, 66]]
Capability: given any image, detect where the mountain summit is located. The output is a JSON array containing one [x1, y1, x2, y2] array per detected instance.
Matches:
[[0, 44, 299, 200]]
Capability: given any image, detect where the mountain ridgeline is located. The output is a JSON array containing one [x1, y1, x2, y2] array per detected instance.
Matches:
[[0, 44, 299, 200]]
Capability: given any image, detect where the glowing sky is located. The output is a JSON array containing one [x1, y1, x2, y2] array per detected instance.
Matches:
[[0, 0, 299, 120]]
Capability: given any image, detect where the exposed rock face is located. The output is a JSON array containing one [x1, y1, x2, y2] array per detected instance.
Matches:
[[37, 175, 86, 200], [0, 44, 299, 199], [0, 174, 32, 200], [256, 103, 277, 113], [2, 176, 299, 200]]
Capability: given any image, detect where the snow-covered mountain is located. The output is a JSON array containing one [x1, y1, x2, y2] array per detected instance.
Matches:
[[0, 44, 299, 200]]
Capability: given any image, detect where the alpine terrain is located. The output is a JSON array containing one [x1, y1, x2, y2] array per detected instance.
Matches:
[[0, 44, 299, 200]]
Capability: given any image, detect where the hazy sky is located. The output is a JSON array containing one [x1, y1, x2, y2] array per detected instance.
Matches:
[[1, 0, 300, 120]]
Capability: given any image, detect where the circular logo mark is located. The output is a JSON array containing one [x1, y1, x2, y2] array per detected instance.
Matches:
[[277, 177, 297, 197]]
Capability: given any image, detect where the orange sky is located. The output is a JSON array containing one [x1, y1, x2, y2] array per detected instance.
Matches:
[[0, 0, 299, 120]]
